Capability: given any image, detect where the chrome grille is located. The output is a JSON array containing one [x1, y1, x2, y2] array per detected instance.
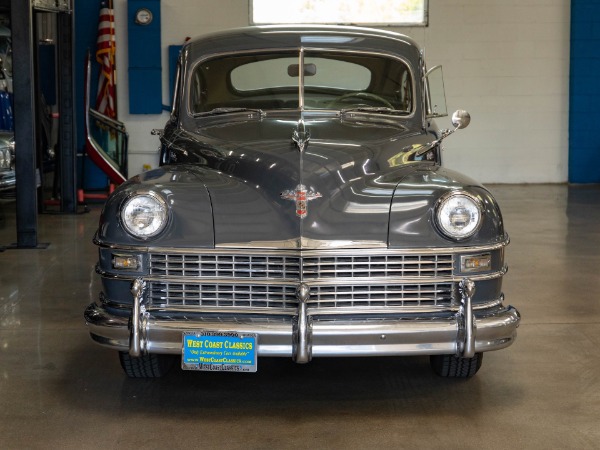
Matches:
[[147, 252, 455, 312], [149, 282, 298, 309], [150, 254, 300, 279], [149, 253, 453, 280], [302, 254, 453, 279], [310, 283, 453, 308]]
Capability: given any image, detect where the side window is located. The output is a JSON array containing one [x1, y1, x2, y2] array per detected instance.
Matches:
[[400, 70, 412, 112], [424, 65, 447, 118], [189, 67, 207, 113]]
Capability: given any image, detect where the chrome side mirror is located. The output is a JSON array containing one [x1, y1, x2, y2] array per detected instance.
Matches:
[[414, 109, 472, 157], [451, 110, 471, 130]]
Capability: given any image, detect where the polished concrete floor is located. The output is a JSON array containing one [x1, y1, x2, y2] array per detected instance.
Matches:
[[0, 184, 599, 449]]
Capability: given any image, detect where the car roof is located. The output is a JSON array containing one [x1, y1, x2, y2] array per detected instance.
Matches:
[[183, 25, 421, 63]]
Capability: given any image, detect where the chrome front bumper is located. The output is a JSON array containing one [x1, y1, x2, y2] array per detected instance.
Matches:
[[85, 279, 520, 361]]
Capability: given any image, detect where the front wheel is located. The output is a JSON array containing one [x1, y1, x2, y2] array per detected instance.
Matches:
[[119, 352, 177, 378], [430, 353, 483, 378]]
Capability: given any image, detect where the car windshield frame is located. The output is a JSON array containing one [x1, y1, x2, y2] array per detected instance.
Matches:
[[185, 47, 416, 119]]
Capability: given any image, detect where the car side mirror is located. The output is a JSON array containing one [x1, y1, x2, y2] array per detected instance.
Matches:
[[414, 109, 472, 157], [451, 110, 470, 130]]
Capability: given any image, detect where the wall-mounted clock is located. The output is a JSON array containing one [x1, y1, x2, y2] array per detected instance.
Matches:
[[135, 8, 153, 25]]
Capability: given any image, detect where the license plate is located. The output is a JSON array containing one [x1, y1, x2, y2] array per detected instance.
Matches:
[[182, 331, 258, 372]]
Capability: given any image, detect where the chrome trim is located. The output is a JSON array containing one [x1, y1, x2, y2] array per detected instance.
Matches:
[[129, 278, 147, 357], [458, 278, 476, 358], [291, 122, 311, 153], [434, 190, 483, 241], [119, 190, 170, 240], [309, 297, 503, 316], [217, 238, 388, 249], [85, 301, 520, 358], [96, 269, 508, 284], [292, 283, 312, 363], [106, 297, 505, 317], [461, 266, 508, 281], [95, 243, 508, 317], [149, 277, 296, 286], [148, 281, 298, 311], [149, 305, 297, 316], [298, 47, 305, 111], [94, 236, 510, 254]]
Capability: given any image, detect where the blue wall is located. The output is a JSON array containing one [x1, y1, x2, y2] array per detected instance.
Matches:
[[570, 0, 600, 183]]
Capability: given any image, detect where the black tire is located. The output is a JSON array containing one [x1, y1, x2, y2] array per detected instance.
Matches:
[[119, 352, 177, 378], [430, 353, 483, 378]]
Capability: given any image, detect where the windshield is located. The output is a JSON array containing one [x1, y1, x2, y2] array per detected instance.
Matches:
[[189, 50, 413, 115]]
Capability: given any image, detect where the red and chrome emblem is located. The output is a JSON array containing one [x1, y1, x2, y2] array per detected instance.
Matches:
[[281, 184, 322, 218]]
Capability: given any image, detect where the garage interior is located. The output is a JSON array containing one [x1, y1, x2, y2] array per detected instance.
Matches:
[[1, 1, 600, 448]]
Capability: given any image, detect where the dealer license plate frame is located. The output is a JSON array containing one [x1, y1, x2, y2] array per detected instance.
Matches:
[[181, 331, 258, 372]]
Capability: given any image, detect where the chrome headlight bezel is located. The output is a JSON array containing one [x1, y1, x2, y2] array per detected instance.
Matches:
[[120, 190, 169, 240], [434, 191, 483, 241]]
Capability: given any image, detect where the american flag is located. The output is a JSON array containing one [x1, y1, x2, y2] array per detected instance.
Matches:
[[95, 2, 116, 118]]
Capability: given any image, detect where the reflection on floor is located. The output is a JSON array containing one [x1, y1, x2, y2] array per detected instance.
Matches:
[[1, 185, 600, 448]]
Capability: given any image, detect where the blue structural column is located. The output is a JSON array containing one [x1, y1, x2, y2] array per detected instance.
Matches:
[[570, 0, 600, 183], [127, 0, 162, 114]]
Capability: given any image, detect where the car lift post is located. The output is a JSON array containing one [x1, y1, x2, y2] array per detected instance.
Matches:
[[7, 0, 76, 250]]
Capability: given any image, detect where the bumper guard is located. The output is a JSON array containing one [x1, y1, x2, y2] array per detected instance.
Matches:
[[84, 277, 520, 361]]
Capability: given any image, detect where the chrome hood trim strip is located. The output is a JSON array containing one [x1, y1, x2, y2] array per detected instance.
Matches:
[[95, 237, 509, 255], [216, 238, 388, 250]]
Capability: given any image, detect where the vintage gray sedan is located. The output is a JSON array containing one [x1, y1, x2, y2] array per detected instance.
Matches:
[[85, 25, 520, 378]]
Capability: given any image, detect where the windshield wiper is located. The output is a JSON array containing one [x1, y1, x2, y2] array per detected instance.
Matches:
[[340, 107, 408, 116], [193, 107, 265, 118]]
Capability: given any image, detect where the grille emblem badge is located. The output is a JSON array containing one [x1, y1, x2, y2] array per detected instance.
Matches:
[[281, 184, 322, 218]]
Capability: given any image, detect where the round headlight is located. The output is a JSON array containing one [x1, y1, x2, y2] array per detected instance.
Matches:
[[435, 191, 482, 240], [121, 192, 168, 239]]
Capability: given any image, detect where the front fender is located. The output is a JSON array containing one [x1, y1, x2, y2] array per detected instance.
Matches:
[[95, 166, 215, 249], [389, 166, 506, 248]]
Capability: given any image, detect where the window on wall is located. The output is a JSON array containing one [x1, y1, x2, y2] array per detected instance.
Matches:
[[251, 0, 428, 26]]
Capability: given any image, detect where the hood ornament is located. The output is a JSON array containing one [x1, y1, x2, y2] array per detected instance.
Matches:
[[292, 119, 310, 152], [281, 184, 322, 219]]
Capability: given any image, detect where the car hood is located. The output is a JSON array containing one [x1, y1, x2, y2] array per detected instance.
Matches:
[[98, 116, 503, 249], [193, 116, 415, 249]]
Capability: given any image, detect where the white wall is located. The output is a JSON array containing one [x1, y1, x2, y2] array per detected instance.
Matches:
[[113, 0, 570, 183]]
